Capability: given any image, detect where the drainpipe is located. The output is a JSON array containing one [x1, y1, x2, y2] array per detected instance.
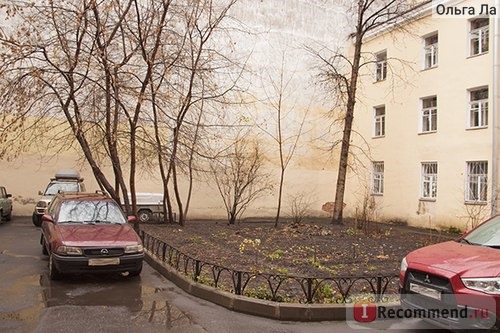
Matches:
[[492, 0, 499, 216]]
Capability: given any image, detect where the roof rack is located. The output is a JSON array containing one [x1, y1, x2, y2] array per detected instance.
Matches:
[[52, 169, 84, 181]]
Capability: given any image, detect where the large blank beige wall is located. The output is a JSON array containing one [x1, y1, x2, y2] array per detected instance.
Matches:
[[0, 0, 346, 220]]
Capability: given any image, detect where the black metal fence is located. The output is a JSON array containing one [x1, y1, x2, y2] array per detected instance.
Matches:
[[140, 230, 400, 304]]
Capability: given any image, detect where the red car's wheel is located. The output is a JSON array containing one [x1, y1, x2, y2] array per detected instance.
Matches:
[[40, 234, 48, 255], [49, 254, 61, 280]]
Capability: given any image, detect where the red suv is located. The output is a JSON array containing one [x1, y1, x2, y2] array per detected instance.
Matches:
[[40, 192, 144, 280], [400, 215, 499, 330]]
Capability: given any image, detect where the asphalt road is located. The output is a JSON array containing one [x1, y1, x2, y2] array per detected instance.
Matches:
[[0, 216, 447, 333]]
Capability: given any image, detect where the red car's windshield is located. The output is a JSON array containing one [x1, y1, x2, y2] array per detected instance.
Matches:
[[463, 215, 500, 248], [57, 200, 126, 224]]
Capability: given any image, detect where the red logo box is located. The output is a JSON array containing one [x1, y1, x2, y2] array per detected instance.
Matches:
[[353, 302, 377, 322]]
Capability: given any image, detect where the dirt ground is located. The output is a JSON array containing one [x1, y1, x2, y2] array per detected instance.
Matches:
[[140, 218, 459, 278]]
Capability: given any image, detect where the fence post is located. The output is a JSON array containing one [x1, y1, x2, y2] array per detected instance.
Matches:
[[235, 271, 242, 295], [306, 278, 314, 303], [162, 243, 167, 262], [375, 276, 382, 302], [194, 260, 201, 282]]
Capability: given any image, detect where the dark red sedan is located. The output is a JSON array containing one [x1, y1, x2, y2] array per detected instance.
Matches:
[[40, 192, 144, 280], [400, 215, 499, 331]]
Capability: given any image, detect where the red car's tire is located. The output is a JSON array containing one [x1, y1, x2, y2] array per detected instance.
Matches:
[[49, 254, 62, 280]]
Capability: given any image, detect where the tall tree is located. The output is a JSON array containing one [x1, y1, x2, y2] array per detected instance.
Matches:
[[259, 50, 310, 228], [0, 0, 133, 206], [147, 0, 241, 225], [312, 0, 427, 224]]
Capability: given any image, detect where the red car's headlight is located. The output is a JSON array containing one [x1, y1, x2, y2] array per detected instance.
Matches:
[[56, 246, 83, 255], [124, 244, 143, 254], [462, 278, 500, 295], [400, 257, 408, 274]]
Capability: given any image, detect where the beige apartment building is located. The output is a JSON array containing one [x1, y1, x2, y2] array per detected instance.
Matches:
[[344, 0, 500, 230]]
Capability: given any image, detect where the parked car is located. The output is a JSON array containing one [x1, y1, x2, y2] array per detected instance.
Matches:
[[0, 186, 13, 221], [400, 215, 499, 331], [40, 192, 144, 280], [122, 192, 169, 223], [32, 170, 85, 227]]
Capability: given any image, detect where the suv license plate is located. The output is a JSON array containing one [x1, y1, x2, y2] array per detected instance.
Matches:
[[410, 283, 441, 300], [88, 258, 120, 266]]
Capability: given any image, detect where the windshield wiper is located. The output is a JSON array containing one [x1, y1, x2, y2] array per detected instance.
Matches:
[[86, 220, 120, 224], [461, 238, 500, 248], [459, 238, 475, 245]]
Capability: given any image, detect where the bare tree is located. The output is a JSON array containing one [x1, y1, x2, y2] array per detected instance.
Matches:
[[287, 190, 315, 223], [147, 0, 241, 225], [311, 0, 428, 224], [462, 203, 489, 230], [210, 133, 271, 225], [0, 0, 134, 207], [354, 186, 379, 234], [459, 182, 491, 230], [259, 50, 310, 228]]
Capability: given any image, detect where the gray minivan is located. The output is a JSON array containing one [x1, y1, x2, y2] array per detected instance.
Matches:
[[0, 186, 13, 221]]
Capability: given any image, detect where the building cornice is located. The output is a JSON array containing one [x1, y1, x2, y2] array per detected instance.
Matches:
[[363, 0, 436, 42]]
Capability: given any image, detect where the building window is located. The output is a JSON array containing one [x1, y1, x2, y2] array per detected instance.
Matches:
[[374, 106, 385, 137], [420, 96, 437, 133], [374, 51, 387, 82], [421, 162, 437, 199], [466, 161, 488, 203], [469, 88, 488, 128], [423, 33, 438, 69], [371, 162, 384, 195], [469, 18, 489, 56]]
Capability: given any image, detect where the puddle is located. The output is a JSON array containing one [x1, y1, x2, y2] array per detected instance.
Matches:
[[39, 274, 144, 311], [2, 269, 200, 332], [132, 286, 195, 330], [37, 273, 195, 330]]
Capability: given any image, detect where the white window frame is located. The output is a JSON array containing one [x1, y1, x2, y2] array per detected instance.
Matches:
[[420, 96, 437, 133], [374, 51, 387, 82], [468, 88, 488, 128], [469, 18, 489, 56], [421, 162, 437, 200], [371, 162, 384, 195], [373, 106, 385, 137], [423, 33, 438, 69], [466, 161, 488, 203]]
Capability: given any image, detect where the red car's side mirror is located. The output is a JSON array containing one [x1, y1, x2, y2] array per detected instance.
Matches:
[[127, 216, 137, 223], [41, 214, 53, 223]]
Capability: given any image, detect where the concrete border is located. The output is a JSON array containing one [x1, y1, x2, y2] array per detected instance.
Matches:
[[145, 251, 401, 321]]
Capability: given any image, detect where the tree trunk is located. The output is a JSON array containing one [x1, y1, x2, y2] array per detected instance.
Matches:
[[274, 168, 285, 227], [331, 4, 364, 224]]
